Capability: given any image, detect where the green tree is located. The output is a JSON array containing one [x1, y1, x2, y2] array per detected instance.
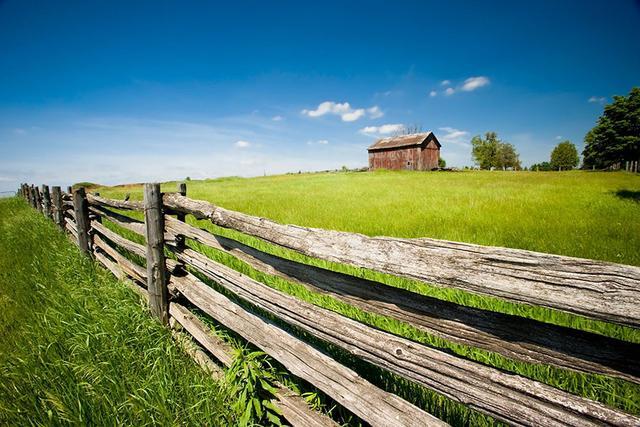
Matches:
[[550, 141, 579, 170], [531, 161, 552, 171], [471, 132, 521, 169], [583, 87, 640, 169], [438, 157, 446, 168]]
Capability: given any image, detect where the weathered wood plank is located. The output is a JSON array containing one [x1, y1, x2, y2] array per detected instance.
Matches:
[[169, 272, 445, 427], [34, 186, 43, 213], [144, 183, 169, 325], [165, 217, 640, 383], [41, 185, 52, 218], [162, 193, 640, 327], [51, 186, 65, 229], [87, 193, 144, 211], [91, 220, 147, 259], [170, 302, 339, 427], [89, 205, 145, 236], [171, 246, 640, 427], [72, 187, 91, 254], [93, 234, 147, 284]]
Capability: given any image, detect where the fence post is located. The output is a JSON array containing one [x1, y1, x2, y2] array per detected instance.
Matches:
[[67, 186, 72, 195], [72, 187, 91, 254], [28, 185, 35, 208], [51, 186, 64, 229], [144, 183, 169, 325], [42, 185, 52, 219], [176, 182, 187, 249], [35, 186, 43, 213]]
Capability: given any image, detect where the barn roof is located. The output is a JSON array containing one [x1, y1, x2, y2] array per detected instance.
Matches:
[[367, 132, 441, 151]]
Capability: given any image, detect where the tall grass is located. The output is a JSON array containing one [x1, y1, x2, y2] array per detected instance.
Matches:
[[99, 170, 640, 266], [86, 171, 640, 424], [0, 198, 239, 426]]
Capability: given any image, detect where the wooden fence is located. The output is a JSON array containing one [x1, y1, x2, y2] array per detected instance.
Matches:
[[17, 182, 640, 427]]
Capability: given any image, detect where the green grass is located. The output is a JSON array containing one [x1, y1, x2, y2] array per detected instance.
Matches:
[[0, 198, 240, 426], [92, 170, 640, 424], [99, 169, 640, 266]]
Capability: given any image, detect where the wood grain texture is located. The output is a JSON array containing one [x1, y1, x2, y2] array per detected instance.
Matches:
[[93, 234, 147, 284], [170, 246, 640, 427], [144, 183, 169, 325], [41, 185, 52, 219], [51, 186, 65, 229], [89, 205, 145, 236], [164, 217, 639, 383], [169, 302, 339, 427], [72, 187, 91, 254], [162, 193, 640, 327], [87, 193, 145, 211], [169, 271, 446, 427]]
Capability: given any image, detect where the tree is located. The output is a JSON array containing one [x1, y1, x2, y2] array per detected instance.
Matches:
[[583, 87, 640, 169], [530, 161, 552, 171], [550, 141, 579, 170], [438, 157, 446, 168], [471, 132, 521, 169]]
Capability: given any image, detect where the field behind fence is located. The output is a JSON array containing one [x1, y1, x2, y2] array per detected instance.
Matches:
[[16, 182, 640, 426]]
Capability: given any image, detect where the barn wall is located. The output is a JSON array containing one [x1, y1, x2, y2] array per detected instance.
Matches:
[[421, 140, 440, 170], [369, 144, 440, 171]]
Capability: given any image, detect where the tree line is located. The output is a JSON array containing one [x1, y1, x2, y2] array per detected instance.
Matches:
[[469, 87, 639, 171]]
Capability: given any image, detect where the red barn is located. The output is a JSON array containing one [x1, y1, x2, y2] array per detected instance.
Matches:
[[368, 132, 441, 171]]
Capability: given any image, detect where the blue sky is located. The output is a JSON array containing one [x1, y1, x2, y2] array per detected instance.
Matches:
[[1, 0, 639, 191]]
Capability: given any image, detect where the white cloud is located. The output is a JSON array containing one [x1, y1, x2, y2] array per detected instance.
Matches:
[[359, 124, 405, 136], [440, 80, 451, 86], [367, 106, 384, 119], [555, 135, 563, 140], [302, 101, 382, 122], [235, 140, 251, 148], [460, 76, 490, 92], [307, 139, 329, 145], [429, 90, 437, 97], [588, 96, 606, 104], [438, 127, 470, 146], [444, 87, 455, 96], [341, 108, 366, 122], [272, 115, 283, 121]]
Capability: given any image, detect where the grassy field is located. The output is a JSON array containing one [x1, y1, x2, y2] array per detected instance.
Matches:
[[0, 198, 241, 426], [97, 169, 640, 266], [90, 169, 640, 424]]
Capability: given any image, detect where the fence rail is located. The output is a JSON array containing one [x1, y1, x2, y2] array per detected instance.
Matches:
[[16, 182, 640, 427]]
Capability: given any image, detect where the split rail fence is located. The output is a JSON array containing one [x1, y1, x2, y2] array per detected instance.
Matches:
[[17, 182, 640, 427]]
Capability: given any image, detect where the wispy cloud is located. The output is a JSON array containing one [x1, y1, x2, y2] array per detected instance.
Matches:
[[588, 96, 606, 104], [302, 101, 383, 122], [307, 139, 329, 145], [271, 115, 283, 121], [438, 127, 470, 146], [13, 128, 27, 135], [234, 140, 251, 148], [430, 76, 490, 97], [359, 124, 404, 136], [555, 135, 563, 140], [460, 76, 490, 92]]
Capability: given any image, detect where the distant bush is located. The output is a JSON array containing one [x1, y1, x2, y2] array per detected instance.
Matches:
[[438, 158, 446, 168]]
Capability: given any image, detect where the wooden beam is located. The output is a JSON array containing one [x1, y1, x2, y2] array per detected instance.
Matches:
[[169, 272, 444, 427], [169, 302, 340, 427], [72, 187, 91, 255], [162, 193, 640, 327], [51, 186, 64, 228], [87, 193, 144, 211], [88, 205, 145, 236], [144, 183, 169, 325], [41, 185, 52, 219], [170, 246, 640, 427]]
